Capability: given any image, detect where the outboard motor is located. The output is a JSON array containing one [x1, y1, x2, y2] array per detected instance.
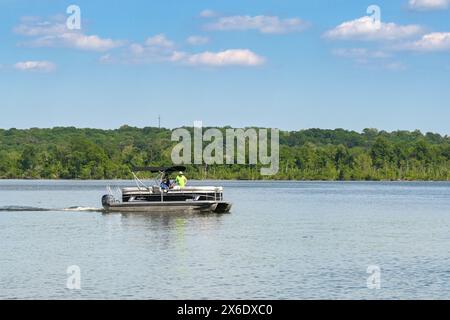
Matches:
[[102, 194, 115, 209]]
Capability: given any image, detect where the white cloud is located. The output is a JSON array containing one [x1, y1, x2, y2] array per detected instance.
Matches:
[[130, 43, 145, 55], [200, 9, 219, 18], [408, 0, 449, 11], [127, 34, 177, 63], [171, 49, 265, 67], [383, 62, 407, 71], [99, 54, 114, 64], [206, 15, 309, 34], [186, 35, 209, 46], [332, 48, 390, 59], [14, 60, 56, 72], [145, 34, 174, 48], [324, 16, 423, 41], [332, 47, 406, 71], [13, 17, 66, 36], [60, 33, 123, 51], [401, 32, 450, 51], [111, 34, 265, 68], [14, 16, 124, 51]]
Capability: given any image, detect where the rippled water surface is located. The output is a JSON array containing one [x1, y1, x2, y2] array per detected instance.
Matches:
[[1, 180, 450, 299]]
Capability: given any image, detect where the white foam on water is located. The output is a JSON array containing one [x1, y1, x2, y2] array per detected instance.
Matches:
[[62, 206, 105, 212], [0, 206, 104, 213], [0, 206, 51, 212]]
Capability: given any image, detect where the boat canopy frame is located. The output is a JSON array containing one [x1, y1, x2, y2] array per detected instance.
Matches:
[[132, 166, 187, 174], [130, 165, 187, 191]]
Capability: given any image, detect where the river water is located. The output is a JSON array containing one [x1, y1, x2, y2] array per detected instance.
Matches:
[[0, 180, 449, 300]]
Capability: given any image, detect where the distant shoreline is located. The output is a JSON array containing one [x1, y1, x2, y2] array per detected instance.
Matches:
[[1, 178, 449, 182], [1, 127, 449, 181]]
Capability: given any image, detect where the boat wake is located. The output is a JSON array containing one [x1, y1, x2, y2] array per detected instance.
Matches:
[[62, 206, 105, 212], [0, 206, 104, 213], [0, 206, 52, 212]]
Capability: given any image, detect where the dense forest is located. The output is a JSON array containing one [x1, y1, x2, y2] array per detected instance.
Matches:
[[0, 126, 449, 181]]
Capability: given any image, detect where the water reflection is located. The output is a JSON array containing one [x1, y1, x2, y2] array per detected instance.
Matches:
[[116, 212, 226, 229], [106, 211, 227, 249], [106, 212, 228, 281]]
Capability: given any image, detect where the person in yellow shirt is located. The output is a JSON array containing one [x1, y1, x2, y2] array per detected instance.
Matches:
[[175, 171, 187, 188]]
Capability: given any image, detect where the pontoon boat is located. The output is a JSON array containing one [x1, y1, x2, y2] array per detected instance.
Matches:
[[102, 166, 232, 213]]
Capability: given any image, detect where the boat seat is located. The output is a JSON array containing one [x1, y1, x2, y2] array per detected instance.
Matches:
[[152, 186, 162, 193]]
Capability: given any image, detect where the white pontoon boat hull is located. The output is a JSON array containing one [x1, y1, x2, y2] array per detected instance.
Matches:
[[102, 196, 232, 214]]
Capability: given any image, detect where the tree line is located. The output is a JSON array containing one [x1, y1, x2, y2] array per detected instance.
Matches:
[[0, 126, 449, 180]]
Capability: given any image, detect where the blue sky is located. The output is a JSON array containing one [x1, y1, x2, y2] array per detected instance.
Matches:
[[0, 0, 449, 134]]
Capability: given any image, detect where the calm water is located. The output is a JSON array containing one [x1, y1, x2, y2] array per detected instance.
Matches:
[[1, 180, 450, 300]]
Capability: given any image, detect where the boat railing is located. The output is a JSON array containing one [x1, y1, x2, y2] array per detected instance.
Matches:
[[106, 185, 122, 203], [107, 185, 113, 196], [132, 172, 151, 191], [152, 188, 223, 202]]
